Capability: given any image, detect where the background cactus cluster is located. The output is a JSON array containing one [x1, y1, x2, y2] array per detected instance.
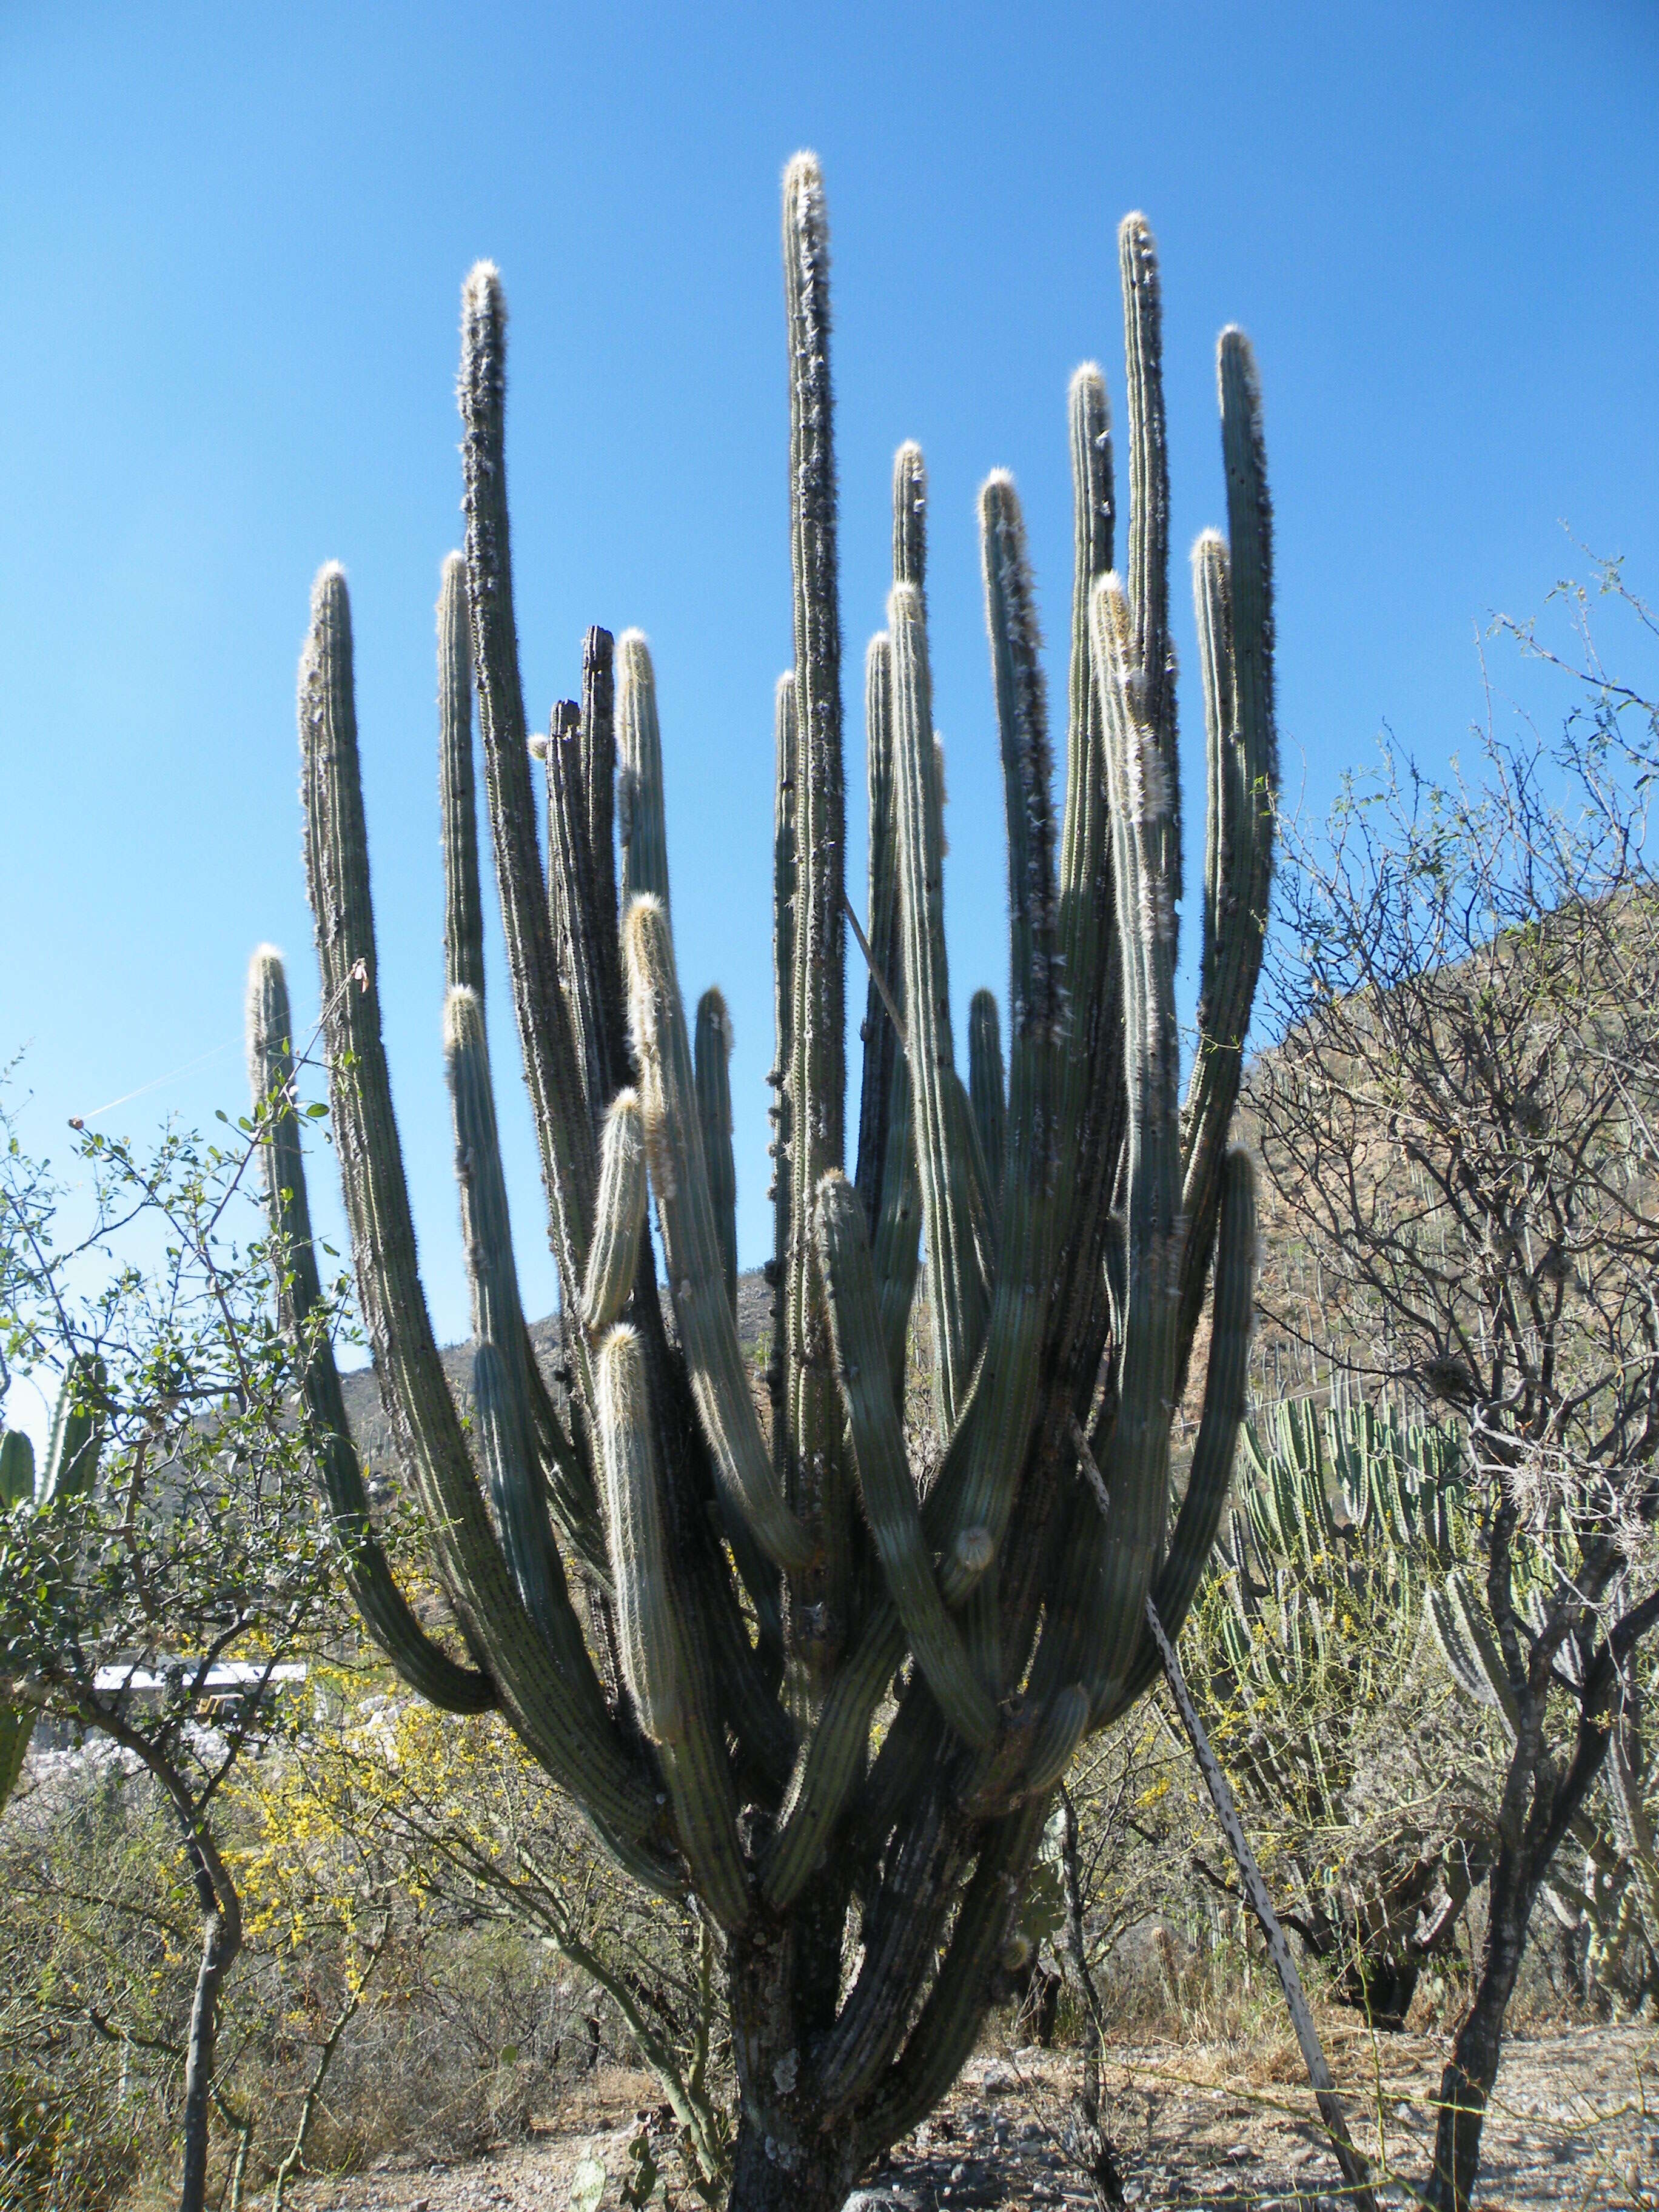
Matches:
[[1186, 1386, 1659, 2029], [252, 155, 1277, 2205], [1195, 1388, 1478, 2026]]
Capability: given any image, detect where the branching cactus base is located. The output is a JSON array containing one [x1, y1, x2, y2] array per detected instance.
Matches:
[[250, 158, 1278, 2212]]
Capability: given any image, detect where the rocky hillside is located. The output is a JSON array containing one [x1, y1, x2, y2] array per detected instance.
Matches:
[[335, 1270, 774, 1481]]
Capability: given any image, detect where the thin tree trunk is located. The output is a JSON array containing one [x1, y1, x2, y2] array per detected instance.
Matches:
[[209, 2090, 256, 2212], [179, 1875, 241, 2212], [1145, 1596, 1379, 2212], [1058, 1785, 1124, 2207], [1424, 1684, 1616, 2212], [72, 1698, 246, 2212], [1423, 1834, 1535, 2212]]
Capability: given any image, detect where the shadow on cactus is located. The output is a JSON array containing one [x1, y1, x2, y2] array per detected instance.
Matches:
[[252, 156, 1276, 2212]]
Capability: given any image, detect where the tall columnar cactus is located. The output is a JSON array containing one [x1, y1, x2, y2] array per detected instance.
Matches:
[[254, 159, 1277, 2212]]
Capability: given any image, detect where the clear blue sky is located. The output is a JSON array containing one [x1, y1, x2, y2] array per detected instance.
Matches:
[[4, 0, 1657, 1390]]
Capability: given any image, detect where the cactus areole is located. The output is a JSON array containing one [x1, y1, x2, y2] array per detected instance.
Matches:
[[255, 158, 1277, 2212]]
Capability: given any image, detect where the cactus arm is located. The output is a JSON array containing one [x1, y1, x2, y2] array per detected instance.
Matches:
[[694, 990, 739, 1318], [854, 631, 903, 1234], [1061, 363, 1113, 889], [850, 446, 922, 1244], [691, 1515, 796, 1795], [871, 1044, 922, 1401], [1326, 1384, 1370, 1531], [817, 1781, 965, 2113], [1024, 1684, 1092, 1797], [300, 569, 666, 1865], [1075, 574, 1183, 1718], [445, 991, 663, 1832], [581, 1090, 648, 1331], [1176, 327, 1276, 1391], [596, 1325, 750, 1930], [982, 474, 1063, 1067], [438, 552, 484, 1000], [1119, 215, 1178, 896], [438, 611, 600, 1538], [844, 1677, 947, 1883], [855, 1798, 1048, 2153], [1252, 1413, 1289, 1555], [592, 1318, 685, 1752], [1047, 361, 1127, 1312], [768, 672, 799, 1433], [624, 894, 813, 1573], [1178, 530, 1236, 1307], [893, 437, 927, 598], [617, 629, 673, 916], [815, 1172, 997, 1749], [468, 1339, 597, 1687], [444, 988, 608, 1580], [1111, 1147, 1257, 1715], [762, 1605, 905, 1911], [458, 264, 596, 1295], [782, 148, 846, 1228], [854, 626, 922, 1396], [890, 578, 990, 1431], [1218, 329, 1275, 833], [1153, 1149, 1256, 1631], [545, 702, 614, 1137], [936, 475, 1062, 1610], [0, 1429, 34, 1510], [37, 1354, 104, 1507], [779, 155, 851, 1701], [519, 1345, 605, 1581], [580, 624, 622, 1048], [1028, 369, 1125, 1558], [247, 947, 494, 1713], [1058, 356, 1121, 1131], [623, 1194, 792, 1771], [448, 980, 599, 1588], [967, 990, 1006, 1203]]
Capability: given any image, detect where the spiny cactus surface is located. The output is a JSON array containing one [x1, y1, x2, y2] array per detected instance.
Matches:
[[256, 159, 1278, 2212]]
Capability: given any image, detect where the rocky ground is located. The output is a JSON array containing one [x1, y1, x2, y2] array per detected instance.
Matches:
[[278, 2025, 1657, 2212]]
